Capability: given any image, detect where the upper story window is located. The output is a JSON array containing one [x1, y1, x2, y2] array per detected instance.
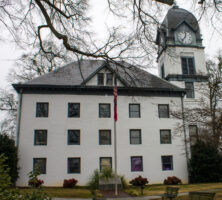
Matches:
[[34, 130, 47, 145], [33, 158, 46, 174], [99, 104, 111, 118], [36, 103, 48, 117], [161, 64, 165, 79], [189, 125, 198, 146], [106, 73, 113, 86], [129, 104, 140, 118], [181, 57, 195, 75], [130, 129, 142, 144], [160, 130, 171, 144], [68, 103, 80, 118], [185, 82, 195, 98], [97, 73, 104, 85], [158, 104, 169, 118], [68, 130, 80, 145], [99, 130, 111, 145]]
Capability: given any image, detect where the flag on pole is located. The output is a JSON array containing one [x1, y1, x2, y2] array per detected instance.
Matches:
[[113, 86, 118, 121]]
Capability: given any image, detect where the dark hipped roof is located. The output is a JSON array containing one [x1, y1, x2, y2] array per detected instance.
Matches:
[[14, 60, 182, 92]]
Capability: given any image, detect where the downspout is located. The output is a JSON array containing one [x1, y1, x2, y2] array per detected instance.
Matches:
[[181, 94, 190, 183], [16, 89, 23, 147]]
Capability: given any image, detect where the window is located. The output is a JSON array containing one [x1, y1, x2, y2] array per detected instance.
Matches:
[[68, 130, 80, 145], [34, 130, 47, 145], [36, 103, 48, 117], [129, 104, 140, 118], [158, 104, 169, 118], [99, 104, 111, 118], [189, 125, 198, 146], [68, 103, 80, 118], [33, 158, 46, 174], [106, 73, 113, 86], [161, 156, 173, 171], [97, 73, 104, 85], [181, 57, 195, 75], [131, 156, 143, 171], [68, 158, 80, 173], [160, 130, 171, 144], [100, 157, 112, 171], [185, 82, 195, 98], [99, 130, 111, 145], [130, 130, 142, 144], [161, 64, 165, 79]]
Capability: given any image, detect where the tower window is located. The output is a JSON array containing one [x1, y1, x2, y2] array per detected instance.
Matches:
[[161, 64, 165, 79], [181, 57, 195, 75], [97, 73, 104, 85], [185, 82, 195, 98]]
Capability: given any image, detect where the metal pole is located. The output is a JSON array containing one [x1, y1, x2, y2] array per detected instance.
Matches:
[[114, 118, 118, 196]]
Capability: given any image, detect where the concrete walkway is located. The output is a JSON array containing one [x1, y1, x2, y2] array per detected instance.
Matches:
[[53, 188, 222, 200]]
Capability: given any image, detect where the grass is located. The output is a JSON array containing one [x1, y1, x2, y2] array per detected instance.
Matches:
[[14, 182, 222, 198], [124, 182, 222, 196]]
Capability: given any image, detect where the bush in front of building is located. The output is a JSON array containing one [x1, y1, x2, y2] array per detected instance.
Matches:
[[189, 141, 222, 183], [129, 175, 148, 195], [28, 169, 44, 188], [0, 133, 18, 184], [63, 178, 78, 188], [163, 176, 182, 185]]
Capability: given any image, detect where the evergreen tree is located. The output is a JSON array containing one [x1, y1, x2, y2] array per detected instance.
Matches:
[[189, 141, 222, 183]]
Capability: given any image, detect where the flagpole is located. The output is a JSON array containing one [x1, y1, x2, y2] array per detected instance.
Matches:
[[113, 80, 118, 196]]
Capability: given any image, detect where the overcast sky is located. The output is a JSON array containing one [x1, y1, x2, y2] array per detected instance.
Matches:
[[0, 1, 221, 89]]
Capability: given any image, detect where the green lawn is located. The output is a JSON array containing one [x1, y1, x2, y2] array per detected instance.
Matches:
[[15, 182, 222, 198]]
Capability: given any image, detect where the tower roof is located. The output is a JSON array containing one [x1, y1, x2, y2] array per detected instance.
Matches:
[[160, 5, 201, 40]]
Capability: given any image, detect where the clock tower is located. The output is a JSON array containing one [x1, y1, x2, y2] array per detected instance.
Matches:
[[156, 5, 208, 100]]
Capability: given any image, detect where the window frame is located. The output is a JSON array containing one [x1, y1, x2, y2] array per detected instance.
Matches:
[[36, 102, 49, 118], [100, 157, 112, 172], [33, 158, 46, 174], [99, 103, 111, 118], [131, 156, 143, 172], [160, 129, 171, 144], [34, 130, 47, 146], [161, 155, 173, 171], [67, 157, 81, 174], [99, 130, 111, 145], [181, 57, 196, 75], [185, 82, 195, 98], [68, 103, 80, 118], [67, 130, 80, 145], [129, 104, 141, 118], [97, 73, 104, 86], [130, 129, 142, 145], [158, 104, 169, 118]]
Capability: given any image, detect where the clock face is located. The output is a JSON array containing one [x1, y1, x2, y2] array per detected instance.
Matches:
[[177, 31, 193, 44]]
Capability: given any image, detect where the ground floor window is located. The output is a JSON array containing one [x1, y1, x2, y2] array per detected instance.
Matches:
[[161, 155, 173, 171], [68, 158, 80, 173], [131, 156, 143, 171], [33, 158, 46, 174], [100, 157, 112, 171]]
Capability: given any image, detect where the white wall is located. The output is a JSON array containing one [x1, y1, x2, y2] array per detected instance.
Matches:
[[17, 93, 188, 186]]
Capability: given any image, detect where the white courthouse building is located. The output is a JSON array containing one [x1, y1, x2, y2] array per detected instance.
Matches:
[[13, 6, 208, 186]]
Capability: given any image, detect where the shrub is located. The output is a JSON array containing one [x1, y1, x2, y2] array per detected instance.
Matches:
[[28, 178, 44, 188], [88, 169, 100, 190], [63, 178, 78, 188], [120, 176, 128, 189], [129, 175, 148, 195], [0, 134, 18, 184], [129, 175, 148, 186], [100, 167, 114, 180], [128, 190, 140, 197], [164, 176, 182, 185], [189, 141, 222, 183]]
